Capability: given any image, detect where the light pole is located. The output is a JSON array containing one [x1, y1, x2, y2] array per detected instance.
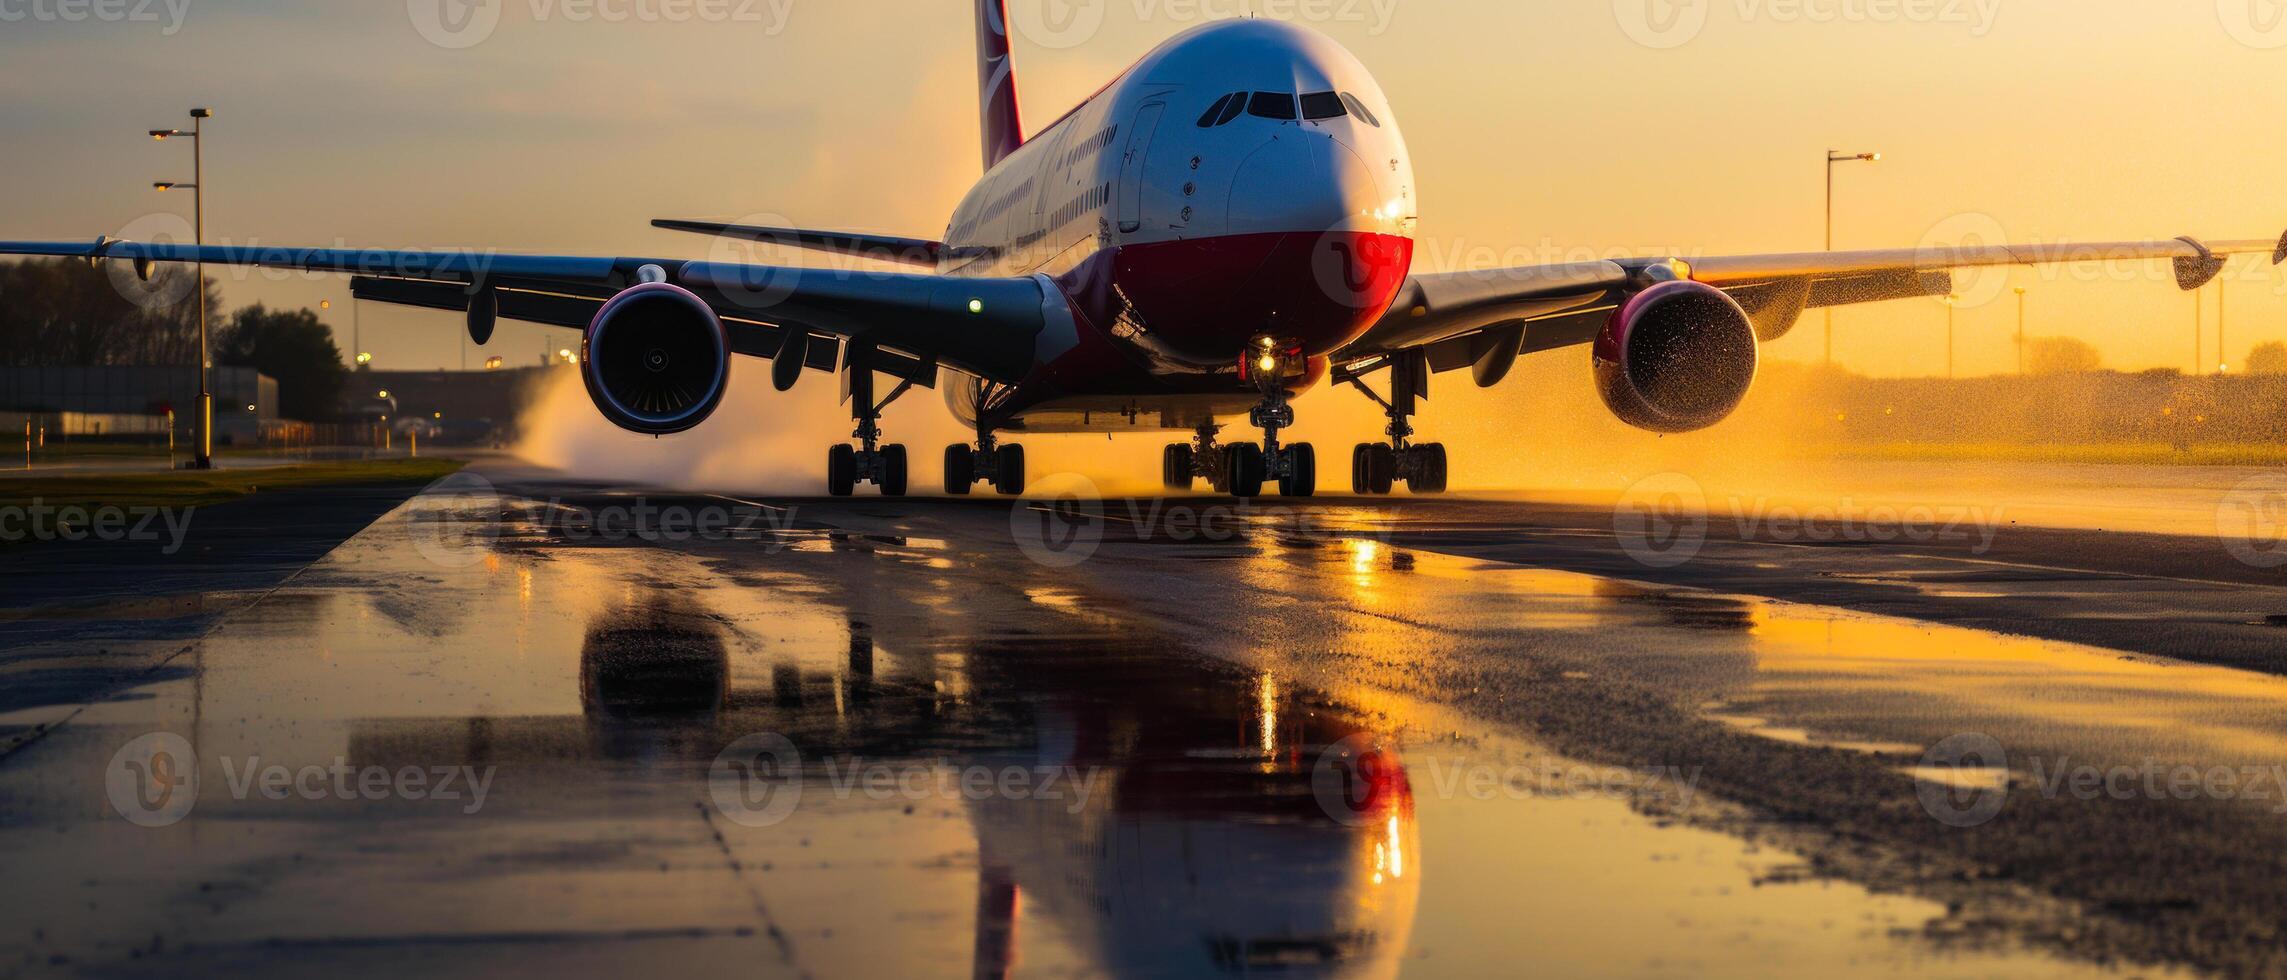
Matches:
[[151, 107, 213, 469], [2194, 288, 2203, 375], [1944, 294, 1958, 380], [2217, 271, 2229, 375], [1825, 149, 1882, 367], [2013, 286, 2027, 376]]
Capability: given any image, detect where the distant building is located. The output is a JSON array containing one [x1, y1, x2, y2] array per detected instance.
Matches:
[[0, 365, 277, 442]]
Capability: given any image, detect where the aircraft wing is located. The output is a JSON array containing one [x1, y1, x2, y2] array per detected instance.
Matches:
[[1336, 232, 2287, 382], [0, 238, 1053, 385]]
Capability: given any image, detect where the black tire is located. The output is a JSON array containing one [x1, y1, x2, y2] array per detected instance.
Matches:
[[826, 444, 857, 497], [1415, 443, 1450, 494], [1164, 444, 1196, 491], [1351, 444, 1371, 495], [1365, 444, 1397, 496], [1226, 444, 1266, 499], [943, 445, 974, 495], [993, 444, 1026, 495], [1279, 443, 1316, 498], [881, 445, 909, 497]]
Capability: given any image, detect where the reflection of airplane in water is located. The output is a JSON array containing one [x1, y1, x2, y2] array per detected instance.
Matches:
[[960, 642, 1418, 979], [344, 590, 1420, 978]]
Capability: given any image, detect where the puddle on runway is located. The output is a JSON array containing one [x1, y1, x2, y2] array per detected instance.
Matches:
[[3, 489, 2171, 978]]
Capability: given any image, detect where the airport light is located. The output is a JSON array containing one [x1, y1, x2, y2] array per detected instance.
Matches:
[[1824, 149, 1883, 367], [356, 352, 373, 366], [148, 106, 214, 470]]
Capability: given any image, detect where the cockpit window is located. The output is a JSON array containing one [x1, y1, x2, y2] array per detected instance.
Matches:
[[1340, 92, 1381, 128], [1247, 92, 1299, 121], [1301, 92, 1347, 121], [1198, 94, 1233, 128], [1216, 91, 1247, 125]]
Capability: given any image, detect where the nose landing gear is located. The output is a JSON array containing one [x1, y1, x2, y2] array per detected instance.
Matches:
[[944, 434, 1026, 496], [1218, 342, 1316, 499], [1339, 350, 1448, 495]]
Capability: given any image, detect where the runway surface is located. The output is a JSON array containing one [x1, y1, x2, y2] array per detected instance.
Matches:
[[3, 457, 2285, 978]]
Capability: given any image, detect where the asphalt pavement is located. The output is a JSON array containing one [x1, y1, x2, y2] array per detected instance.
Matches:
[[3, 457, 2283, 978]]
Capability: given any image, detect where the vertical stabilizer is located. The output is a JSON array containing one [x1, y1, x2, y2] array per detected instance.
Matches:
[[976, 0, 1023, 171]]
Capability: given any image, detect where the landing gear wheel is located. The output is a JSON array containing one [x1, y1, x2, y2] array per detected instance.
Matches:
[[1226, 444, 1266, 499], [1412, 443, 1449, 494], [826, 445, 857, 497], [993, 444, 1027, 496], [1351, 445, 1371, 495], [943, 445, 975, 495], [1163, 444, 1197, 491], [1365, 444, 1396, 496], [1280, 443, 1316, 498], [880, 445, 909, 497]]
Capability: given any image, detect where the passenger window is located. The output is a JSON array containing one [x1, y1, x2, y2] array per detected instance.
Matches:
[[1340, 92, 1380, 127], [1198, 94, 1233, 128], [1216, 92, 1247, 126], [1247, 92, 1298, 121], [1301, 92, 1346, 121]]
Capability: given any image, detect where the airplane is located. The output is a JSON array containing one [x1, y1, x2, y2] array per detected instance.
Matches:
[[6, 1, 2286, 498]]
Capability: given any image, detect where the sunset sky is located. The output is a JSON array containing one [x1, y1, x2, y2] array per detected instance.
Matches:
[[2, 0, 2284, 378]]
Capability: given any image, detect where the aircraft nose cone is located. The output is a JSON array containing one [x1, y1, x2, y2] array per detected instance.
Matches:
[[1227, 131, 1394, 237]]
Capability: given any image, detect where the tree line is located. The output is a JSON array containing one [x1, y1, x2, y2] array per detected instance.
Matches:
[[0, 258, 346, 421]]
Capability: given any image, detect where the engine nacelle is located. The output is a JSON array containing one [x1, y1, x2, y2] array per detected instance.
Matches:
[[1593, 280, 1759, 434], [580, 283, 730, 436]]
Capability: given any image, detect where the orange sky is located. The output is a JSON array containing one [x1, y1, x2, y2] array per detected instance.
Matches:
[[2, 0, 2283, 377]]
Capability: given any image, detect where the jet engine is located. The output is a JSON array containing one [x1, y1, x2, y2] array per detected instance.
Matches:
[[580, 282, 730, 435], [1593, 280, 1759, 434]]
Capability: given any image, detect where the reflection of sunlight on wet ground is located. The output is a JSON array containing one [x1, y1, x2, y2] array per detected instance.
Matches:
[[15, 476, 2235, 977], [1736, 603, 2287, 769], [1522, 459, 2270, 539]]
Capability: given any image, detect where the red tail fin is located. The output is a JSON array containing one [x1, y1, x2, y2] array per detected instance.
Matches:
[[975, 0, 1023, 171]]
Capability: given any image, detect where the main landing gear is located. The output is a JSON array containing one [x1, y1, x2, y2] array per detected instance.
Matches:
[[827, 353, 914, 497], [943, 433, 1027, 496], [1173, 342, 1317, 500], [943, 382, 1027, 496], [1339, 350, 1448, 495]]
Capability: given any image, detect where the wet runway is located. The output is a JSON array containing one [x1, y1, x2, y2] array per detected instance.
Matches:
[[4, 458, 2285, 978]]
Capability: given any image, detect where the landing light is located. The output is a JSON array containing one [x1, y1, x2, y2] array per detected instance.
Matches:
[[967, 298, 984, 315], [1257, 354, 1279, 374]]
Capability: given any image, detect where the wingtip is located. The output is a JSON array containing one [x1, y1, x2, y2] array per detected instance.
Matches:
[[2274, 229, 2286, 266]]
